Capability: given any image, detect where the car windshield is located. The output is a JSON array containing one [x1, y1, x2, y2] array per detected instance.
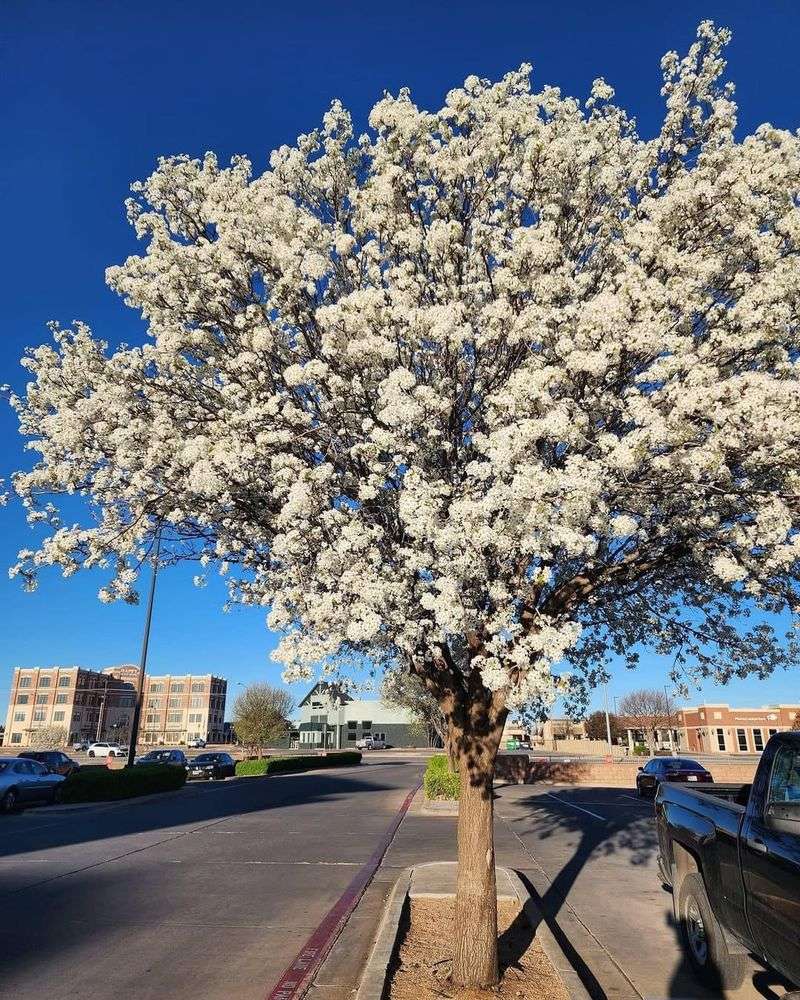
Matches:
[[142, 751, 170, 761], [663, 759, 704, 771], [194, 755, 219, 763]]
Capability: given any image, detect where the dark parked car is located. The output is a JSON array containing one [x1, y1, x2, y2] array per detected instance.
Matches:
[[134, 749, 188, 768], [19, 750, 80, 777], [656, 732, 799, 990], [187, 753, 236, 781], [0, 758, 66, 812], [636, 757, 712, 798]]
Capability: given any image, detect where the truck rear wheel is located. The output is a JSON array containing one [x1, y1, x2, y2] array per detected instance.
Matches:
[[679, 873, 747, 990]]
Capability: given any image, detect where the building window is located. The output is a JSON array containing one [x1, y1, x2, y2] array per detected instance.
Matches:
[[150, 683, 164, 692], [17, 694, 29, 705], [347, 721, 357, 730], [716, 728, 726, 751], [171, 684, 184, 693], [55, 694, 68, 705], [53, 711, 65, 722], [36, 694, 48, 705], [10, 733, 21, 744], [147, 698, 161, 709], [736, 729, 748, 752], [190, 697, 202, 708], [39, 676, 52, 688], [753, 729, 764, 752], [33, 710, 46, 722], [146, 714, 156, 724], [311, 701, 323, 709], [13, 712, 25, 722], [361, 721, 372, 730], [18, 676, 31, 689], [191, 683, 204, 692], [58, 676, 71, 687], [168, 698, 180, 708], [768, 728, 778, 737], [167, 712, 181, 723], [347, 732, 357, 741]]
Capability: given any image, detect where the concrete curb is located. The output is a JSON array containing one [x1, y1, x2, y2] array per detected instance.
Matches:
[[505, 868, 592, 1000], [354, 868, 412, 1000], [355, 864, 590, 1000]]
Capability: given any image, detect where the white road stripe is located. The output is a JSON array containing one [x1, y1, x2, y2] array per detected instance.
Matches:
[[545, 792, 606, 821]]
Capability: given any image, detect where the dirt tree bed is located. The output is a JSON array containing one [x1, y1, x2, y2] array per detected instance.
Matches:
[[388, 898, 570, 1000]]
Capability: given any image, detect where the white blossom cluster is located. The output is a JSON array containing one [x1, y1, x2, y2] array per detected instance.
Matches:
[[9, 22, 800, 722]]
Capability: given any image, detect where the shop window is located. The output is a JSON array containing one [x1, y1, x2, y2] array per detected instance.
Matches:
[[737, 729, 748, 752], [753, 729, 764, 752], [716, 728, 726, 751]]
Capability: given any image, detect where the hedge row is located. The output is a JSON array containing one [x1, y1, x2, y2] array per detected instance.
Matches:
[[235, 751, 362, 777], [423, 754, 460, 800], [61, 764, 186, 803]]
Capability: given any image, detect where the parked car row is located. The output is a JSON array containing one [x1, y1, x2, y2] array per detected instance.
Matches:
[[72, 738, 207, 752]]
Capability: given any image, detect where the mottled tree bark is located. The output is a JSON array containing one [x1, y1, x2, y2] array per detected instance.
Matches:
[[451, 696, 506, 988]]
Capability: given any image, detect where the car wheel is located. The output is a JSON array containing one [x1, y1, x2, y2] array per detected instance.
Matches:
[[1, 788, 19, 814], [679, 873, 746, 990], [88, 751, 95, 757]]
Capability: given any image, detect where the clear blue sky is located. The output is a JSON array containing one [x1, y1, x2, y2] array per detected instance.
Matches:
[[2, 0, 799, 718]]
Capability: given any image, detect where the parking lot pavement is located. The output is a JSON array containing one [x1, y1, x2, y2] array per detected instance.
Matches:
[[0, 761, 423, 1000], [496, 784, 792, 1000]]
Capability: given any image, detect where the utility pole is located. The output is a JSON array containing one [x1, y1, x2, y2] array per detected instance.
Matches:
[[603, 683, 613, 758], [95, 679, 109, 741], [664, 684, 675, 755], [126, 531, 161, 768]]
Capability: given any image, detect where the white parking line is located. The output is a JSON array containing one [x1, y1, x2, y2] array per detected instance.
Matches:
[[545, 792, 606, 821]]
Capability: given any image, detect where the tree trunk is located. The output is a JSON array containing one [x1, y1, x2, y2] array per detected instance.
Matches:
[[452, 722, 503, 988]]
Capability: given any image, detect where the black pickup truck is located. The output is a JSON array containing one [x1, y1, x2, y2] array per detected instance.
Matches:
[[656, 731, 800, 991]]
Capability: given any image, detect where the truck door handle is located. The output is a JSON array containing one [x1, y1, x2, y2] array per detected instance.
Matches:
[[746, 837, 768, 855]]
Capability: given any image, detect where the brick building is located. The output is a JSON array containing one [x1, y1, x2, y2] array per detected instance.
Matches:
[[3, 664, 227, 748], [677, 703, 800, 754]]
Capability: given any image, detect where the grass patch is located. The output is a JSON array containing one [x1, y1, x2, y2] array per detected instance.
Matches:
[[235, 751, 362, 777], [61, 764, 186, 803], [423, 754, 460, 800]]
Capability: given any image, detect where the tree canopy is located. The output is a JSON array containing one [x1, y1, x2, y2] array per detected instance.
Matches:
[[10, 22, 800, 723]]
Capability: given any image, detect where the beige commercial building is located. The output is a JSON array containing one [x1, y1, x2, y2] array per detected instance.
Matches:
[[3, 664, 227, 748]]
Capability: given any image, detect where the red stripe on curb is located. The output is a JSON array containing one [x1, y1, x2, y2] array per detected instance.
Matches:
[[266, 780, 421, 1000]]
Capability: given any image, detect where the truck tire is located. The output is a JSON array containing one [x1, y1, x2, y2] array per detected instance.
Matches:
[[678, 873, 747, 990]]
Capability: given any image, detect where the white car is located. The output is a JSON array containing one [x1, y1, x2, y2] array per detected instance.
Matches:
[[186, 738, 207, 748], [87, 742, 125, 758], [355, 737, 386, 750]]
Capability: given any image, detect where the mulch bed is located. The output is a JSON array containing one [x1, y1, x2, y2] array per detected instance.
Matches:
[[388, 898, 570, 1000]]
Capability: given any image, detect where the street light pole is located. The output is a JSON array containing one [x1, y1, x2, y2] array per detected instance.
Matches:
[[126, 530, 161, 768], [664, 684, 675, 755], [603, 683, 613, 757]]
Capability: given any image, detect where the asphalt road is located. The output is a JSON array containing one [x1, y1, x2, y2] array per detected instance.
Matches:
[[0, 760, 421, 1000], [496, 784, 793, 1000]]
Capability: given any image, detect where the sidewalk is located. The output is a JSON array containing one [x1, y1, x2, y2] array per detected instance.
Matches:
[[306, 787, 640, 1000]]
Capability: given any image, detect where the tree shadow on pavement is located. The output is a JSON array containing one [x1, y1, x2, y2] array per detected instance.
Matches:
[[497, 786, 790, 1000]]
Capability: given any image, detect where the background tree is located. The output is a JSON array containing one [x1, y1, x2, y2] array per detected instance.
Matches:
[[7, 22, 800, 988], [585, 710, 623, 744], [232, 684, 294, 758], [618, 690, 677, 753], [792, 712, 800, 730], [380, 669, 448, 751], [28, 726, 68, 749]]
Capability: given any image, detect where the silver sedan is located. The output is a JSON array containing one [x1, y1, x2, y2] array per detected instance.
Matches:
[[0, 757, 66, 813]]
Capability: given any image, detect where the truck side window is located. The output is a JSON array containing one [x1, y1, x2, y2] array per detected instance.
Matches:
[[768, 746, 800, 804]]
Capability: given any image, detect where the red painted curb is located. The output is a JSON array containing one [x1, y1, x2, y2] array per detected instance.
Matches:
[[265, 780, 420, 1000]]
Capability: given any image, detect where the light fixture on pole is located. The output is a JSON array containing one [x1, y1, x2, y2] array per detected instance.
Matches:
[[126, 529, 162, 768]]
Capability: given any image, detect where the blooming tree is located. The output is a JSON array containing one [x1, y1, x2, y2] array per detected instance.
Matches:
[[8, 22, 800, 986]]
